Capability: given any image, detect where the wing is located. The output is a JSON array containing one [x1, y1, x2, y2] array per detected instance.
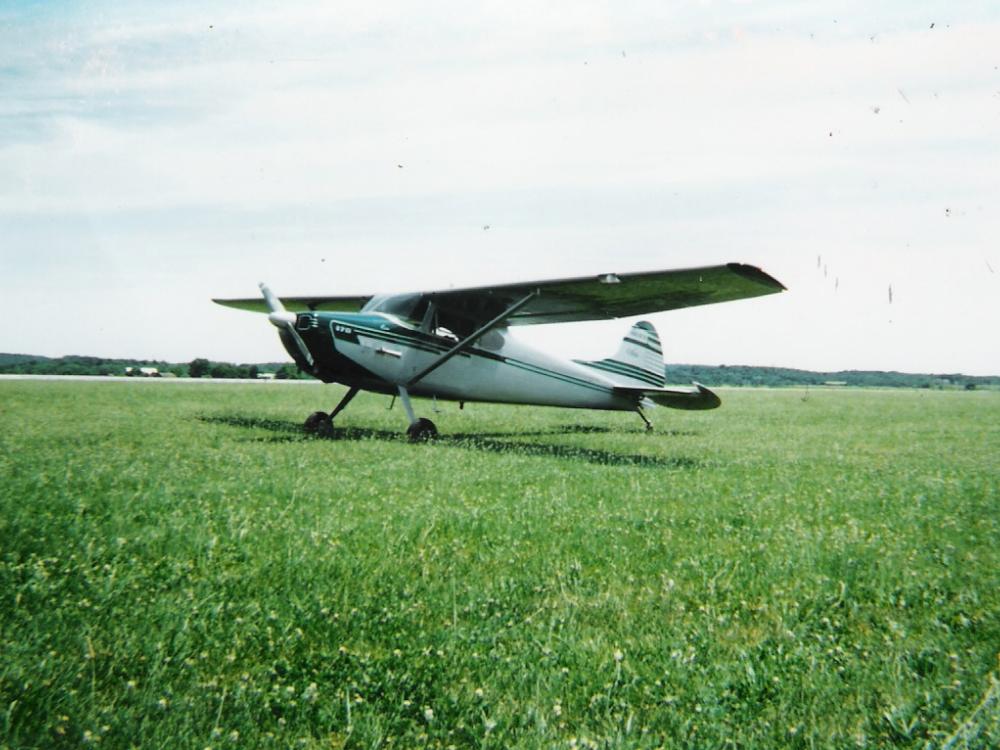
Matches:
[[213, 263, 784, 325], [212, 293, 371, 313], [430, 262, 785, 328]]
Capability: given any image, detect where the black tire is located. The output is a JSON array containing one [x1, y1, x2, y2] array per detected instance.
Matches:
[[406, 417, 438, 442], [304, 411, 330, 434]]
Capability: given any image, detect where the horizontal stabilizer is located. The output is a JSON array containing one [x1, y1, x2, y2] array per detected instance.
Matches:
[[614, 382, 721, 411]]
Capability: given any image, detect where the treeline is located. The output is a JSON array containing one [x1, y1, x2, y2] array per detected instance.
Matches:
[[186, 358, 305, 380], [0, 354, 183, 377], [667, 364, 1000, 390], [2, 352, 997, 388], [0, 354, 304, 380]]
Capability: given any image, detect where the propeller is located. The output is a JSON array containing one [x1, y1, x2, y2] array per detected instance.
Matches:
[[260, 282, 314, 368]]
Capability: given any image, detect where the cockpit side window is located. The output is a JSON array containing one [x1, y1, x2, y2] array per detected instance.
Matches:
[[362, 294, 505, 338]]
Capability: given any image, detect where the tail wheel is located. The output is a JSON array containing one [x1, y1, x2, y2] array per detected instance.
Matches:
[[406, 418, 438, 442]]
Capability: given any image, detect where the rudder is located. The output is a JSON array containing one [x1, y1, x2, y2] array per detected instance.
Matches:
[[577, 321, 666, 388]]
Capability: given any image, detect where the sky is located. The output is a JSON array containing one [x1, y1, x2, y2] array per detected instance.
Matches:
[[2, 1, 998, 374]]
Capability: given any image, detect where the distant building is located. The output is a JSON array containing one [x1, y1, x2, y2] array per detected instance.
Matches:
[[124, 367, 160, 377], [257, 372, 276, 380]]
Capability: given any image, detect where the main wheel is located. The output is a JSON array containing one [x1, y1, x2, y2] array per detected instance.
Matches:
[[304, 411, 331, 435], [406, 417, 438, 442]]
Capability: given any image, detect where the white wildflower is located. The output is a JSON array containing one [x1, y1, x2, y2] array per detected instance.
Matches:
[[302, 682, 318, 702]]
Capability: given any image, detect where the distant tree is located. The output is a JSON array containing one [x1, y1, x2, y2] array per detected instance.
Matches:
[[248, 365, 259, 379], [210, 363, 240, 379], [189, 358, 211, 378]]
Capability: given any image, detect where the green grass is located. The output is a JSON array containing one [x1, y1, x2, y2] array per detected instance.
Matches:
[[1, 382, 998, 749]]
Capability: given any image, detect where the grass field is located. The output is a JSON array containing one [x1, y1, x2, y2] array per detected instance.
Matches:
[[1, 381, 998, 749]]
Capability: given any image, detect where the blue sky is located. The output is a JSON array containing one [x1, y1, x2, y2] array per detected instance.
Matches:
[[2, 1, 998, 373]]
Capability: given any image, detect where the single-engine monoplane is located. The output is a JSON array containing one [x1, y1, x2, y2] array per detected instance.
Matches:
[[214, 263, 785, 439]]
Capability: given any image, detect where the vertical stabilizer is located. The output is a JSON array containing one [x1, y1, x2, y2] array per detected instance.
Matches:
[[575, 321, 666, 387]]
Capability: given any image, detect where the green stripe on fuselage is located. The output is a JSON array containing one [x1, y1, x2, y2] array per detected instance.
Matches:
[[328, 313, 613, 395], [332, 318, 457, 357], [578, 359, 665, 387], [501, 357, 614, 395]]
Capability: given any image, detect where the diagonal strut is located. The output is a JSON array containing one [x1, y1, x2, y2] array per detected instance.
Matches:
[[404, 290, 538, 387]]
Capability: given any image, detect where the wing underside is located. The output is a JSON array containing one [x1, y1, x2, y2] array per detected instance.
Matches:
[[437, 263, 785, 326], [212, 263, 785, 325], [212, 294, 370, 314]]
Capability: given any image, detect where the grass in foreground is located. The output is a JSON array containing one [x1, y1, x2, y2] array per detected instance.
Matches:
[[1, 382, 998, 749]]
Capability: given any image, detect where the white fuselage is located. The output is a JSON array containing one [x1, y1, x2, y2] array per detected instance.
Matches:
[[313, 311, 636, 411]]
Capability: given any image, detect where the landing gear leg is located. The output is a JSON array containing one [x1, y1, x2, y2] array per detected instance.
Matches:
[[329, 387, 359, 421], [304, 386, 359, 436], [637, 406, 653, 432], [398, 386, 437, 441]]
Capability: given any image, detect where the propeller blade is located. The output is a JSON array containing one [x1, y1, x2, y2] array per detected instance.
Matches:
[[284, 326, 315, 368], [281, 326, 316, 367], [259, 282, 284, 313], [259, 282, 315, 368]]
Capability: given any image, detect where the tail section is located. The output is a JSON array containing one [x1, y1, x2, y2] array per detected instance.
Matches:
[[576, 321, 666, 388], [579, 320, 723, 410]]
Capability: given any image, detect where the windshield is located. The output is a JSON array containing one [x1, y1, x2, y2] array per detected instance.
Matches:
[[361, 293, 428, 324]]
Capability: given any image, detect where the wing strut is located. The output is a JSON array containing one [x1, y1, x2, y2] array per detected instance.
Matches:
[[405, 290, 538, 387]]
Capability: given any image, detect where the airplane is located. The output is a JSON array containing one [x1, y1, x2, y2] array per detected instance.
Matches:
[[213, 263, 785, 440]]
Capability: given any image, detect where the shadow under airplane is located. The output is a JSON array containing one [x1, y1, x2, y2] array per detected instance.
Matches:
[[198, 415, 703, 470]]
